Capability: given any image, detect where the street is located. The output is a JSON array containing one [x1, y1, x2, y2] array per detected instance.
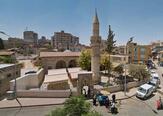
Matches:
[[0, 105, 63, 116], [94, 92, 163, 116]]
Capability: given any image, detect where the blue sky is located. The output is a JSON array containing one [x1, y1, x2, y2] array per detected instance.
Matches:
[[0, 0, 163, 45]]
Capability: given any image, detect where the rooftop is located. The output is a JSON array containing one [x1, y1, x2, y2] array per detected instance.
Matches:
[[44, 68, 90, 83], [0, 64, 14, 69], [40, 52, 80, 58], [0, 51, 15, 56]]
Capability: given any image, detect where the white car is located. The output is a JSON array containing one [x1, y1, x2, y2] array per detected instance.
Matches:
[[151, 73, 160, 85], [147, 79, 159, 92], [136, 84, 153, 99]]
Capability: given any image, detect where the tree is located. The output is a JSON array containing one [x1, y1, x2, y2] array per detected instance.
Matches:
[[48, 108, 66, 116], [114, 64, 124, 75], [105, 25, 116, 83], [128, 64, 150, 81], [0, 38, 4, 50], [47, 96, 102, 116], [101, 53, 112, 74], [79, 49, 91, 71], [106, 25, 116, 56], [64, 96, 91, 116]]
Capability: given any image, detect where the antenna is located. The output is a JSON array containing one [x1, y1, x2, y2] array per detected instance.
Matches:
[[25, 27, 28, 31]]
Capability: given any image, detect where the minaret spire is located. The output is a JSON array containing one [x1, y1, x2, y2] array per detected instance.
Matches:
[[93, 8, 99, 36], [93, 8, 99, 24]]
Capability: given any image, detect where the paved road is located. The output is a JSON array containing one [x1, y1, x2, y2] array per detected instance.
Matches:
[[156, 66, 163, 89], [0, 105, 63, 116], [94, 92, 163, 116]]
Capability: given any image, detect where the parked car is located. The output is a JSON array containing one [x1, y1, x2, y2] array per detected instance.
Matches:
[[136, 84, 153, 99], [147, 79, 159, 92], [151, 73, 160, 85], [97, 94, 108, 106]]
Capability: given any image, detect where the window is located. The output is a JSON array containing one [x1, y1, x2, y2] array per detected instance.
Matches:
[[48, 66, 52, 69], [7, 73, 12, 79], [16, 71, 19, 75]]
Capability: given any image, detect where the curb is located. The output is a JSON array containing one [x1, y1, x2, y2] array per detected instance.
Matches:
[[0, 102, 64, 109], [157, 89, 163, 95], [0, 94, 136, 109], [116, 94, 136, 101]]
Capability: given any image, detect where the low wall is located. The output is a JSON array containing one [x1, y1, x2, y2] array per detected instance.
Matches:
[[10, 68, 45, 90], [47, 81, 69, 90], [17, 90, 71, 98], [102, 81, 147, 93]]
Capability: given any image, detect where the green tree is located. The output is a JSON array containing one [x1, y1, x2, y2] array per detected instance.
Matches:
[[48, 96, 101, 116], [64, 96, 91, 116], [79, 49, 91, 71], [48, 108, 66, 116], [106, 25, 116, 56], [0, 56, 15, 63], [101, 53, 112, 75], [0, 38, 4, 50], [114, 64, 124, 75], [82, 111, 102, 116], [105, 25, 116, 83], [128, 64, 150, 81]]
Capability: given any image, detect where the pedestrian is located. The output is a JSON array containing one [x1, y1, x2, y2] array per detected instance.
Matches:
[[112, 94, 116, 103], [159, 96, 163, 109], [105, 98, 110, 108], [111, 102, 116, 114], [93, 95, 97, 106]]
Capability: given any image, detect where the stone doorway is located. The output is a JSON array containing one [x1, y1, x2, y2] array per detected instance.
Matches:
[[56, 60, 66, 69], [77, 72, 94, 98]]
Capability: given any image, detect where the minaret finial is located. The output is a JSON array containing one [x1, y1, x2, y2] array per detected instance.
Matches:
[[93, 8, 99, 23]]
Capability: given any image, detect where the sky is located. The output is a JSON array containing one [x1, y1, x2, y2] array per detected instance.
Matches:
[[0, 0, 163, 45]]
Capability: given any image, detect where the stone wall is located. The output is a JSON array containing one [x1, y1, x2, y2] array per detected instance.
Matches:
[[17, 90, 71, 98], [47, 81, 69, 90], [10, 68, 44, 90], [102, 81, 147, 93]]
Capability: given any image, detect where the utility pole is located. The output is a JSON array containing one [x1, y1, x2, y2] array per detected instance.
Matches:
[[124, 64, 127, 96]]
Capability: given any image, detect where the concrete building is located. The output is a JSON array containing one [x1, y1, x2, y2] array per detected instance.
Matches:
[[158, 50, 163, 66], [3, 37, 25, 49], [38, 36, 51, 48], [40, 51, 80, 73], [0, 64, 21, 96], [23, 31, 38, 46], [51, 30, 79, 51], [114, 45, 127, 55], [151, 40, 163, 59], [90, 10, 101, 83], [127, 41, 151, 64]]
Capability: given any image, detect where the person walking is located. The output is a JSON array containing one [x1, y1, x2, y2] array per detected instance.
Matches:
[[93, 95, 97, 106]]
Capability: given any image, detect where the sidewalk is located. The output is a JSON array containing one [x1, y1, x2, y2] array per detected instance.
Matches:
[[109, 87, 137, 100], [0, 98, 66, 109], [0, 88, 137, 109]]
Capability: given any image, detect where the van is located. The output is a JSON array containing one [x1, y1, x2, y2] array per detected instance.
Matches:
[[136, 84, 153, 99], [147, 79, 159, 92], [151, 73, 160, 85]]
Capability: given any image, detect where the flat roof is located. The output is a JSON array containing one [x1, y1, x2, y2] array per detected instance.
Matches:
[[40, 52, 80, 58], [44, 68, 90, 83], [0, 51, 14, 56], [0, 64, 14, 69]]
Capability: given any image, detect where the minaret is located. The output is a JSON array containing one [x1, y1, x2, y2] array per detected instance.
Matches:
[[90, 9, 101, 84]]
